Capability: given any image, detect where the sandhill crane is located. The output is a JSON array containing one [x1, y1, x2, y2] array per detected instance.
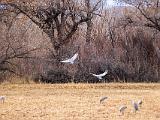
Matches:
[[60, 53, 78, 64], [132, 101, 138, 112], [119, 105, 127, 115], [100, 96, 108, 103], [91, 70, 108, 80], [0, 96, 5, 103]]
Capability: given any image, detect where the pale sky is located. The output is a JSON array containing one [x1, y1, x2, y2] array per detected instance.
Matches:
[[106, 0, 115, 6], [105, 0, 128, 7]]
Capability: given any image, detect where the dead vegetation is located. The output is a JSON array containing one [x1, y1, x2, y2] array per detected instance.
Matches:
[[0, 83, 160, 120]]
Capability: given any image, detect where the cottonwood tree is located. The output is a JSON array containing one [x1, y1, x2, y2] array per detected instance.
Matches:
[[1, 0, 102, 69], [115, 0, 160, 81], [0, 6, 39, 81], [78, 0, 102, 74], [118, 0, 160, 32]]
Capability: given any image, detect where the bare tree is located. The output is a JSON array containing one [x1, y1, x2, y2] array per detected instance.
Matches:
[[118, 0, 160, 32], [1, 0, 101, 68], [0, 7, 39, 81]]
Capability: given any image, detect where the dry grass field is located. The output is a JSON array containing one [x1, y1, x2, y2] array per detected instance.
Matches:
[[0, 83, 160, 120]]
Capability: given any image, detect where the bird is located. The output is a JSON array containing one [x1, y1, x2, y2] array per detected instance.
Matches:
[[119, 105, 127, 115], [60, 53, 78, 64], [91, 70, 108, 80], [100, 96, 108, 103], [0, 96, 5, 103], [137, 100, 142, 106], [132, 101, 138, 112]]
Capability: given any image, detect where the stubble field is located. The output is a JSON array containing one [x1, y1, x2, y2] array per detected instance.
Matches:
[[0, 83, 160, 120]]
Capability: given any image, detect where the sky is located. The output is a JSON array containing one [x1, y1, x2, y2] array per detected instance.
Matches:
[[105, 0, 127, 7], [106, 0, 116, 6], [0, 0, 127, 10]]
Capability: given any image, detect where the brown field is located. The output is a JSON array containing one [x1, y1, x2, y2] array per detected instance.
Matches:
[[0, 83, 160, 120]]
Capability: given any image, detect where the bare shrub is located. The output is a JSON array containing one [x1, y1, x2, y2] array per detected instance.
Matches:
[[39, 69, 72, 83]]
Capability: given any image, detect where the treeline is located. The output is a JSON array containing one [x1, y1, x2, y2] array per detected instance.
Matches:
[[0, 0, 160, 83]]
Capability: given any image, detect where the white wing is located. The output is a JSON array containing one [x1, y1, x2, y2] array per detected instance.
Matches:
[[60, 59, 71, 63], [91, 73, 102, 79], [99, 70, 108, 77], [61, 53, 78, 64], [91, 73, 99, 77], [70, 53, 78, 62]]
